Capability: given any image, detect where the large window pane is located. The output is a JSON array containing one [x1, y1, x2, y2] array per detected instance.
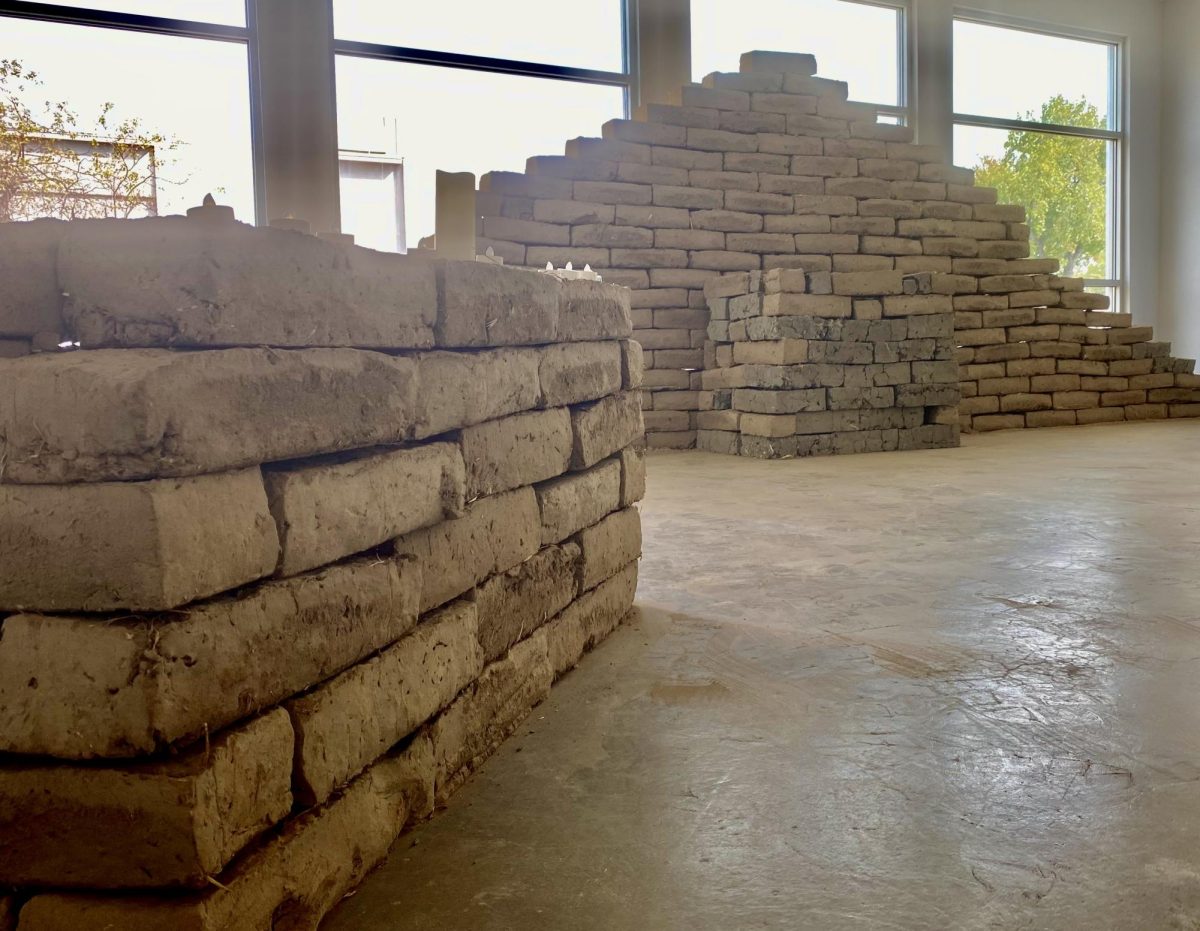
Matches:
[[336, 57, 625, 252], [333, 1, 625, 73], [11, 1, 245, 26], [1, 17, 255, 222], [691, 0, 901, 107], [954, 21, 1114, 129], [954, 124, 1114, 281]]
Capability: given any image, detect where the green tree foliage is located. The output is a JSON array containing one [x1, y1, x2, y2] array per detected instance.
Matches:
[[0, 58, 179, 222], [973, 96, 1108, 279]]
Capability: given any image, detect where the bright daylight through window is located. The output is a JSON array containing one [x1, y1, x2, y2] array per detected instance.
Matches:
[[333, 0, 628, 253], [0, 12, 255, 224], [953, 19, 1121, 308]]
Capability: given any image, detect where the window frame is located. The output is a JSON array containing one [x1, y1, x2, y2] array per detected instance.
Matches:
[[331, 2, 635, 117], [951, 12, 1125, 307], [0, 0, 263, 219]]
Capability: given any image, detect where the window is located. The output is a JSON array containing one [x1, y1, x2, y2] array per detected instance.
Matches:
[[0, 7, 255, 223], [336, 58, 624, 251], [953, 19, 1121, 306], [24, 1, 245, 26], [332, 1, 631, 252], [332, 0, 625, 73], [691, 0, 906, 114]]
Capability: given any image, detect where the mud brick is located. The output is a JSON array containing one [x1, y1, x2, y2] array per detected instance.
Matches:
[[740, 50, 817, 75], [762, 293, 852, 316], [0, 219, 65, 340], [572, 181, 652, 205], [1080, 376, 1129, 391], [836, 256, 894, 274], [1128, 373, 1176, 390], [545, 562, 637, 679], [1008, 324, 1060, 342], [733, 339, 810, 364], [536, 457, 623, 546], [972, 414, 1024, 431], [825, 387, 893, 410], [1084, 345, 1133, 362], [974, 343, 1030, 363], [1028, 341, 1081, 359], [539, 340, 624, 406], [999, 393, 1052, 413], [1008, 358, 1056, 377], [828, 216, 892, 236], [760, 219, 830, 240], [18, 738, 434, 930], [726, 233, 797, 253], [460, 409, 572, 499], [1077, 407, 1126, 424], [0, 710, 293, 888], [956, 295, 1009, 311], [794, 194, 859, 216], [1085, 311, 1132, 328], [618, 445, 646, 507], [1050, 391, 1100, 410], [603, 118, 687, 146], [0, 554, 421, 759], [1055, 291, 1110, 310], [731, 388, 826, 414], [266, 442, 465, 577], [59, 219, 436, 350], [1023, 410, 1075, 427], [569, 391, 644, 469], [825, 177, 892, 198], [1107, 326, 1155, 345], [1124, 403, 1169, 420], [289, 600, 482, 807], [856, 200, 919, 224], [1100, 390, 1148, 407], [576, 506, 642, 592], [431, 630, 554, 802], [882, 295, 952, 317], [0, 468, 277, 613], [857, 236, 918, 257], [0, 348, 414, 483], [726, 189, 795, 213], [961, 396, 1000, 415], [827, 271, 904, 296], [474, 543, 582, 665]]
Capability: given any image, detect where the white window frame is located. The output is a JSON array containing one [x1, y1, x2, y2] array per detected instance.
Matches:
[[951, 12, 1125, 307]]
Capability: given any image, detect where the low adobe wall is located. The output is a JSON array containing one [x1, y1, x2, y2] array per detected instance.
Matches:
[[0, 213, 643, 929]]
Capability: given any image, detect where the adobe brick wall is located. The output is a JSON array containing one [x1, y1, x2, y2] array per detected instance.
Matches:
[[468, 50, 1200, 448], [0, 215, 642, 927]]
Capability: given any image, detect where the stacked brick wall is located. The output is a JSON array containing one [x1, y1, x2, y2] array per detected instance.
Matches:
[[0, 215, 643, 929], [469, 49, 1200, 448], [700, 267, 959, 457]]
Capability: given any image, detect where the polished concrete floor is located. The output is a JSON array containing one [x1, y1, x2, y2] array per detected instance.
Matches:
[[324, 421, 1200, 931]]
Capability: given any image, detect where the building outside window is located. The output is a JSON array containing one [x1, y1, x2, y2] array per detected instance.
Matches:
[[332, 0, 630, 252], [691, 0, 907, 120], [0, 6, 256, 224], [953, 18, 1122, 308]]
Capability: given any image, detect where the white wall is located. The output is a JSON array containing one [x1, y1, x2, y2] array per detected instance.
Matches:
[[1161, 0, 1200, 361], [920, 0, 1165, 333]]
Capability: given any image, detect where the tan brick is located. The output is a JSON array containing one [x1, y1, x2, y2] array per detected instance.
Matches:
[[476, 542, 581, 663], [536, 457, 623, 545], [0, 468, 278, 613], [19, 737, 435, 930], [544, 562, 637, 679], [59, 219, 437, 350], [266, 442, 465, 576], [0, 554, 421, 758], [1026, 410, 1077, 427], [0, 710, 293, 888], [577, 507, 642, 591], [289, 599, 482, 806]]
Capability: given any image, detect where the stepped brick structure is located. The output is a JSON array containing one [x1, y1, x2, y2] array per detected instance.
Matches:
[[699, 267, 960, 457], [471, 50, 1200, 450], [0, 216, 642, 928]]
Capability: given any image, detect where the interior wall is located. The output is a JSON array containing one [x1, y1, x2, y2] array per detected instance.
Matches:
[[1160, 0, 1200, 361], [925, 0, 1164, 335]]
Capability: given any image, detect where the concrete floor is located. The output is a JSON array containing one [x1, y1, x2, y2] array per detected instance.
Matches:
[[324, 421, 1200, 931]]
